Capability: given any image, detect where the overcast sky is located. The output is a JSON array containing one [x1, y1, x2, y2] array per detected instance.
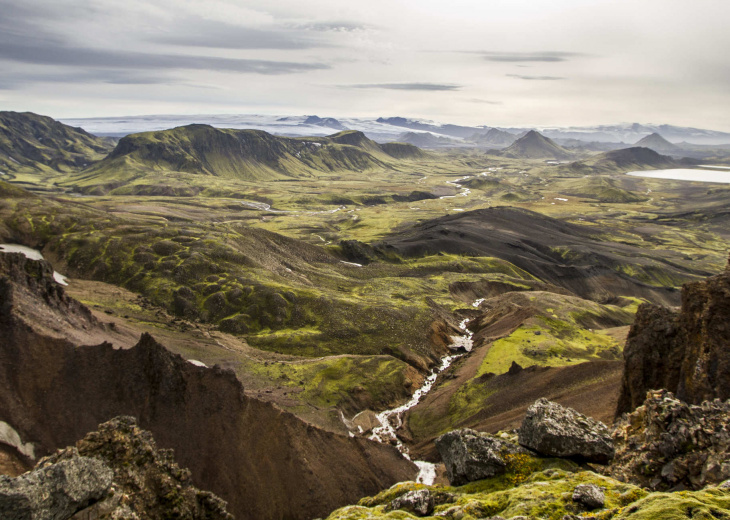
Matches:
[[1, 0, 729, 130]]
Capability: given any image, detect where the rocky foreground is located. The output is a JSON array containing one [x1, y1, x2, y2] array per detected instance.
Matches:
[[323, 258, 730, 520], [0, 248, 728, 519], [325, 391, 730, 520], [0, 416, 232, 519]]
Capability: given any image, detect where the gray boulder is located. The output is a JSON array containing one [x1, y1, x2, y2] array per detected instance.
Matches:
[[389, 489, 434, 517], [572, 484, 605, 509], [0, 453, 113, 520], [435, 428, 531, 486], [518, 398, 614, 464]]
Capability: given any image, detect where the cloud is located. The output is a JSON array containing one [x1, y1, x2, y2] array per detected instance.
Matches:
[[0, 1, 329, 74], [347, 83, 461, 91], [151, 20, 324, 50], [465, 98, 503, 105], [0, 70, 176, 90], [294, 21, 368, 32], [507, 74, 566, 81], [480, 51, 585, 63], [0, 39, 329, 75]]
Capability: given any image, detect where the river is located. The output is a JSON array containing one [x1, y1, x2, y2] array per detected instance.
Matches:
[[367, 313, 475, 484]]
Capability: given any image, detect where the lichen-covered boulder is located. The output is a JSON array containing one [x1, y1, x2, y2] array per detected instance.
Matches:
[[0, 454, 113, 520], [572, 484, 605, 509], [609, 390, 730, 490], [435, 428, 532, 486], [388, 489, 434, 517], [518, 398, 614, 464], [39, 416, 233, 519]]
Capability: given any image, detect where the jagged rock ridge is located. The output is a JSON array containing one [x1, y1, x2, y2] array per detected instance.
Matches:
[[616, 255, 730, 415], [0, 253, 416, 520]]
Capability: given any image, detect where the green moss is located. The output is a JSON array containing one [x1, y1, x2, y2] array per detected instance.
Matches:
[[328, 470, 649, 520], [614, 487, 730, 520]]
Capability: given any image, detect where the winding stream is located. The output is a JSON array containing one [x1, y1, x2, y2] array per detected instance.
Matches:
[[367, 315, 475, 484]]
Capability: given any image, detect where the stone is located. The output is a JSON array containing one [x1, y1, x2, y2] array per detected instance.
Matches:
[[39, 416, 233, 520], [608, 390, 730, 491], [0, 453, 113, 520], [572, 484, 605, 509], [389, 489, 434, 517], [518, 398, 614, 464], [435, 428, 532, 486], [616, 257, 730, 416]]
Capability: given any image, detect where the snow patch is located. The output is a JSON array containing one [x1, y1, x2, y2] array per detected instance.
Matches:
[[0, 421, 35, 460], [187, 359, 207, 368], [0, 244, 69, 285]]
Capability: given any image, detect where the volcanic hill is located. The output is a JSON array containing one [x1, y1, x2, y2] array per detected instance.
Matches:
[[66, 126, 425, 194], [378, 206, 705, 305], [469, 128, 517, 148], [495, 130, 573, 160], [634, 132, 681, 154], [566, 146, 681, 174], [0, 111, 113, 174]]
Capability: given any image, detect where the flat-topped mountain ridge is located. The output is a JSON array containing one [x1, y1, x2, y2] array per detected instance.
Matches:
[[566, 146, 690, 173], [67, 125, 426, 193]]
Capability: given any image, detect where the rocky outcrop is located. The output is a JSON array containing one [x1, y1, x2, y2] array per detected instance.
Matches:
[[0, 455, 112, 520], [388, 489, 435, 517], [609, 390, 730, 490], [0, 254, 416, 520], [435, 429, 532, 486], [518, 399, 614, 464], [39, 416, 232, 519], [616, 256, 730, 415], [571, 484, 605, 510]]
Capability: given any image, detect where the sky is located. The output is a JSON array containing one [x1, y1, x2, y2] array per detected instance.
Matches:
[[1, 0, 729, 130]]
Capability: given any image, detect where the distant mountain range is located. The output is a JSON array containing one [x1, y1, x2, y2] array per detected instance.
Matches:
[[61, 114, 730, 146]]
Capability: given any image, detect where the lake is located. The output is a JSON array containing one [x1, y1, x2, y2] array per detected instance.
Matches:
[[626, 169, 730, 184]]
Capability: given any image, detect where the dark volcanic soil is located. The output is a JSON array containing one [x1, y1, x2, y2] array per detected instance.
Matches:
[[380, 206, 706, 305]]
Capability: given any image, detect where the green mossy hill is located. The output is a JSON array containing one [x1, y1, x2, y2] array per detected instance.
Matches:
[[68, 127, 425, 193], [567, 147, 679, 174], [474, 291, 635, 375], [379, 142, 429, 159], [5, 196, 452, 365], [496, 130, 573, 160], [404, 291, 635, 445], [0, 179, 35, 198], [559, 176, 649, 203], [325, 468, 662, 520], [0, 111, 113, 173]]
